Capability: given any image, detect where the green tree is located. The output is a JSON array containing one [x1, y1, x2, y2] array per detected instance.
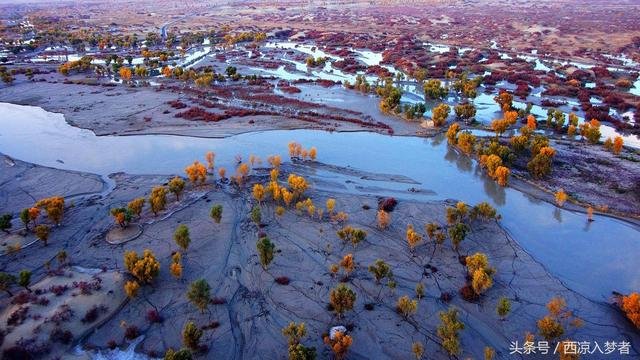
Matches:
[[497, 296, 511, 320], [454, 103, 476, 122], [251, 206, 262, 225], [0, 213, 12, 233], [35, 224, 50, 246], [448, 223, 469, 250], [18, 270, 31, 292], [415, 283, 425, 299], [187, 279, 211, 313], [337, 226, 367, 248], [0, 272, 16, 296], [174, 224, 191, 251], [368, 259, 392, 284], [182, 321, 203, 350], [437, 307, 465, 356], [164, 348, 193, 360], [210, 204, 223, 223], [423, 79, 448, 100], [20, 208, 30, 230], [256, 236, 275, 269], [282, 322, 307, 346], [288, 344, 317, 360]]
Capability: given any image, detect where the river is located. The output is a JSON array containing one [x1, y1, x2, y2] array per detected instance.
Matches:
[[1, 102, 638, 302]]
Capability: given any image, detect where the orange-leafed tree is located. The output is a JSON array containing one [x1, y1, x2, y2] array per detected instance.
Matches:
[[119, 67, 132, 81], [621, 292, 640, 328], [205, 151, 215, 170], [613, 136, 624, 155], [340, 253, 355, 276], [504, 111, 518, 125], [491, 118, 509, 137], [555, 189, 568, 207], [185, 161, 207, 185], [162, 66, 172, 77], [526, 114, 537, 130], [494, 166, 510, 186], [376, 209, 391, 230], [28, 207, 40, 226], [323, 331, 353, 360]]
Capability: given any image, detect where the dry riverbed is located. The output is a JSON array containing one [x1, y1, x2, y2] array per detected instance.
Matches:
[[0, 157, 638, 359]]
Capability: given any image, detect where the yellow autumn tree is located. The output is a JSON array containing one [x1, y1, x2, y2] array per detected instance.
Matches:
[[253, 184, 265, 203], [124, 280, 140, 298], [326, 198, 336, 215], [123, 249, 160, 284], [287, 174, 308, 197], [406, 224, 422, 250]]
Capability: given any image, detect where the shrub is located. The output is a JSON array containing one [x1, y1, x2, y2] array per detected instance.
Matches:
[[124, 325, 139, 340], [81, 305, 105, 323], [336, 226, 367, 247], [275, 276, 290, 285], [49, 327, 73, 344], [147, 309, 163, 323]]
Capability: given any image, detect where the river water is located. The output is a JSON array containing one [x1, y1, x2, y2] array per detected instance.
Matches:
[[1, 102, 638, 302]]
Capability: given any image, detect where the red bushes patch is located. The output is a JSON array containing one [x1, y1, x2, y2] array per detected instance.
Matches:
[[378, 197, 398, 212]]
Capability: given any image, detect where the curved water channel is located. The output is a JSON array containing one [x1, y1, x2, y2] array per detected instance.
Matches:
[[1, 102, 638, 302]]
